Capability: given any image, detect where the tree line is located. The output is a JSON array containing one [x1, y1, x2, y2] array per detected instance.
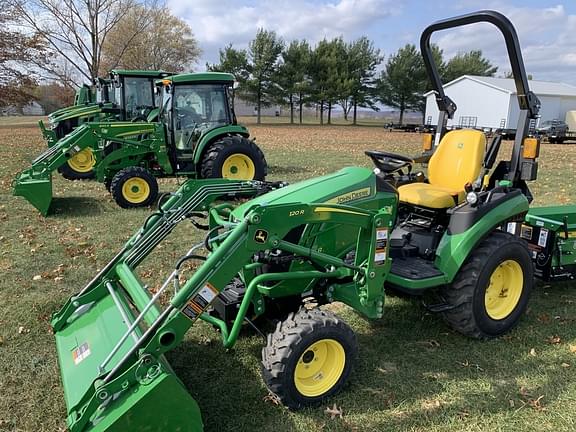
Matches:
[[209, 30, 499, 125], [1, 0, 498, 122]]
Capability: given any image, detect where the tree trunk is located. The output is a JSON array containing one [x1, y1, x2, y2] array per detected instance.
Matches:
[[399, 106, 405, 126], [299, 93, 303, 124], [353, 100, 358, 125], [257, 86, 262, 124], [327, 102, 332, 124], [289, 94, 294, 124], [320, 100, 324, 125]]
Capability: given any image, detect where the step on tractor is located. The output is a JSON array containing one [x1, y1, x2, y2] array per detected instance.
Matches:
[[48, 10, 575, 432], [40, 70, 171, 180], [13, 72, 268, 215]]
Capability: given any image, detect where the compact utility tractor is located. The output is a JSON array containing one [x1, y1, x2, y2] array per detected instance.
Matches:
[[39, 70, 171, 180], [48, 11, 575, 431], [14, 72, 267, 215]]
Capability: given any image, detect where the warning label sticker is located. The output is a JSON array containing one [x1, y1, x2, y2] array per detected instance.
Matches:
[[538, 228, 549, 247], [181, 282, 219, 323], [374, 249, 387, 264], [72, 342, 91, 365], [520, 225, 533, 240], [374, 228, 388, 265]]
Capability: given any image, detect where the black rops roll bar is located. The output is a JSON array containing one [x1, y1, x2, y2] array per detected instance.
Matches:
[[420, 10, 540, 182]]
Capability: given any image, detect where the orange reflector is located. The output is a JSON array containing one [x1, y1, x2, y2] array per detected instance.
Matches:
[[523, 137, 540, 159], [422, 133, 433, 151]]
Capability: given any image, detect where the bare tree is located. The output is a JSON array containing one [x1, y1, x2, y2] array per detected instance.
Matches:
[[101, 6, 201, 73], [10, 0, 157, 84]]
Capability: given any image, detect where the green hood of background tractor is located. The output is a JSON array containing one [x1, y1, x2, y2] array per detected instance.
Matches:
[[232, 166, 390, 219], [51, 104, 108, 123]]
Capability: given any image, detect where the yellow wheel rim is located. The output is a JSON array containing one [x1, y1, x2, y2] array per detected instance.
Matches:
[[221, 153, 255, 180], [67, 148, 96, 173], [485, 259, 524, 320], [121, 177, 150, 204], [294, 339, 345, 397]]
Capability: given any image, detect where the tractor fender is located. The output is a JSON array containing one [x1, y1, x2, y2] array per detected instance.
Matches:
[[192, 125, 250, 165], [434, 191, 529, 282]]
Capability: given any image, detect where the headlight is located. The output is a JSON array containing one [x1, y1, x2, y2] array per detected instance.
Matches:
[[466, 192, 479, 206]]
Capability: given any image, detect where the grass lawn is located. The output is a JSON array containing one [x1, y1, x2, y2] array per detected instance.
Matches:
[[0, 122, 575, 432]]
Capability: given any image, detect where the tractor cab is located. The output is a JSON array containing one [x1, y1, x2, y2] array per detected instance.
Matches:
[[108, 70, 171, 121], [157, 73, 242, 172], [73, 83, 94, 105]]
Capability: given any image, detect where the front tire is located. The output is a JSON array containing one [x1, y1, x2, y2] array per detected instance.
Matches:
[[200, 136, 267, 181], [261, 308, 357, 409], [441, 232, 533, 339], [110, 167, 158, 209]]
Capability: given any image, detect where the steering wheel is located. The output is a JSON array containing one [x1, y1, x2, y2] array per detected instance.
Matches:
[[176, 107, 202, 124], [365, 150, 413, 174]]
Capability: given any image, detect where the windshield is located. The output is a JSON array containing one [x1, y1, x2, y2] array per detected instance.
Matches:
[[172, 84, 230, 150], [123, 77, 155, 119]]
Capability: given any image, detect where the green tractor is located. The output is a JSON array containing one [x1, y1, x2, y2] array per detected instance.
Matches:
[[13, 72, 267, 215], [48, 83, 95, 121], [47, 10, 576, 432], [40, 70, 171, 180]]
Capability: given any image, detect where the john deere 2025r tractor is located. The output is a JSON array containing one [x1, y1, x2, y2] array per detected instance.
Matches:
[[48, 11, 576, 431], [39, 70, 171, 180], [13, 72, 267, 215]]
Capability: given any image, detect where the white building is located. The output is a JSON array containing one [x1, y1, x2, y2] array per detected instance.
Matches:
[[424, 75, 576, 130]]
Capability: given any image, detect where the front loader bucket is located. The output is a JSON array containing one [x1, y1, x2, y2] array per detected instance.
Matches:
[[52, 276, 204, 432], [12, 170, 53, 216]]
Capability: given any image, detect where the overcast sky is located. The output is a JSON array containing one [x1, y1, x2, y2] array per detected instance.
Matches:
[[167, 0, 576, 85]]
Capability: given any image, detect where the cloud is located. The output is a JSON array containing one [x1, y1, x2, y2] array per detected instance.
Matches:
[[432, 3, 576, 84], [167, 0, 400, 67]]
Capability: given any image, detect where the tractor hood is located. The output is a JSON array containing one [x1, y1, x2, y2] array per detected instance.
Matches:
[[50, 103, 110, 124], [232, 166, 391, 219]]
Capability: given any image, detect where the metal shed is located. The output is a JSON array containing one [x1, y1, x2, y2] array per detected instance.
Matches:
[[424, 75, 576, 130]]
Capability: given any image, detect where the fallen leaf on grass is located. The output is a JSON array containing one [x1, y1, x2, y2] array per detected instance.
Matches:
[[262, 392, 280, 406], [32, 275, 41, 281], [457, 360, 484, 371], [325, 403, 343, 419], [18, 326, 29, 335], [0, 335, 3, 345], [529, 348, 537, 357], [569, 345, 576, 353], [537, 313, 550, 323], [546, 335, 561, 345], [561, 363, 570, 368], [528, 395, 545, 411], [421, 399, 442, 411]]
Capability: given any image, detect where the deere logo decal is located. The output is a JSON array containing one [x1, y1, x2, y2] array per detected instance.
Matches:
[[457, 142, 464, 149], [254, 229, 268, 244], [326, 187, 371, 204]]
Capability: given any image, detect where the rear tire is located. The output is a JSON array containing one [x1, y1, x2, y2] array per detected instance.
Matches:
[[200, 136, 267, 181], [261, 307, 357, 409], [441, 231, 533, 339], [110, 167, 158, 209], [59, 148, 96, 180]]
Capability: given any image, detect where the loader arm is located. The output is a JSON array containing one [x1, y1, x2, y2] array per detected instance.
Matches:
[[51, 178, 393, 432], [13, 121, 159, 215]]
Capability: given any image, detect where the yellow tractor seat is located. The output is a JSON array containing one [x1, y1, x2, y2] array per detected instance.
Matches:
[[398, 129, 486, 209]]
